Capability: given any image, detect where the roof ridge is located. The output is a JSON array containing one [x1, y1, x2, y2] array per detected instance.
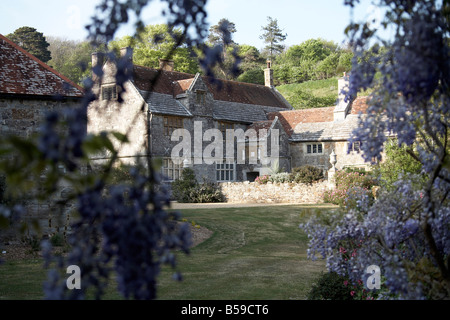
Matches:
[[133, 63, 275, 90], [0, 34, 84, 94]]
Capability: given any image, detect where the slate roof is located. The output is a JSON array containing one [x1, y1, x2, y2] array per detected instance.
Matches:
[[130, 64, 292, 120], [289, 114, 361, 142], [213, 100, 288, 124], [0, 34, 84, 98], [139, 90, 192, 117], [246, 119, 278, 140]]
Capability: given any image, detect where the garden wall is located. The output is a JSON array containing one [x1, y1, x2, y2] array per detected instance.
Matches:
[[219, 181, 328, 204]]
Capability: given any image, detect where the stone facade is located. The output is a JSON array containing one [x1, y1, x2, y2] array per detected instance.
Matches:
[[220, 181, 328, 204], [290, 140, 370, 175], [88, 49, 293, 183]]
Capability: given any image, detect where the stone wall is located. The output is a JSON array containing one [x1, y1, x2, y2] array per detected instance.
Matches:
[[219, 180, 328, 204], [0, 97, 80, 137]]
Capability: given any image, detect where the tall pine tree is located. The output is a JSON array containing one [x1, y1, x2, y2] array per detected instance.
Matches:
[[7, 26, 52, 63], [260, 17, 287, 61]]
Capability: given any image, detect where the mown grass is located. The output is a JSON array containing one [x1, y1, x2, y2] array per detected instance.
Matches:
[[0, 204, 337, 300]]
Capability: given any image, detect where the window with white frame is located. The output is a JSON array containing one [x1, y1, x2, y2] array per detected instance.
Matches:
[[216, 161, 235, 182], [306, 143, 323, 154], [162, 158, 183, 181]]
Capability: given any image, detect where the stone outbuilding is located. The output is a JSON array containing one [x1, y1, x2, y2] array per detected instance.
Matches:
[[0, 34, 84, 138], [0, 33, 85, 240]]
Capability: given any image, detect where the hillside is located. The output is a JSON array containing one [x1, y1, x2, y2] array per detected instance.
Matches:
[[276, 77, 338, 110]]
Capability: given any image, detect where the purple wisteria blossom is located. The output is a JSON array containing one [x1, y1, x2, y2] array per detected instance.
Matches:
[[302, 0, 450, 299]]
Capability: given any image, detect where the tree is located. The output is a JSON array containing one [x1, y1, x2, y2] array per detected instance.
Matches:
[[199, 19, 240, 80], [302, 0, 450, 299], [260, 16, 287, 61], [7, 26, 52, 63], [208, 18, 237, 48], [108, 24, 200, 74], [47, 37, 99, 85]]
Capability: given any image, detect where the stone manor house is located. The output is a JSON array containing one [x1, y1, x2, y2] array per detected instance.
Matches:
[[88, 48, 370, 183], [0, 35, 370, 185]]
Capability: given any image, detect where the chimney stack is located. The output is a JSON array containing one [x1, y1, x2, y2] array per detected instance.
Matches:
[[120, 47, 133, 61], [159, 59, 174, 72], [264, 60, 273, 87], [91, 52, 104, 82], [334, 72, 351, 122]]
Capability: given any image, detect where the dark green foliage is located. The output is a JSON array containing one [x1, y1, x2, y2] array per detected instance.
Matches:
[[290, 165, 324, 184], [237, 68, 264, 85], [171, 168, 224, 203], [7, 26, 52, 63], [171, 168, 197, 202], [307, 272, 353, 300], [50, 232, 65, 247], [373, 139, 424, 191]]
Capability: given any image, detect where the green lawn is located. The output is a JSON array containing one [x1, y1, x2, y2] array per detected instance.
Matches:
[[0, 204, 336, 300]]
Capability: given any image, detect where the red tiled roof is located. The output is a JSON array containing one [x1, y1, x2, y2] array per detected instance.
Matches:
[[267, 97, 370, 138], [267, 106, 335, 136], [132, 64, 291, 109], [0, 34, 84, 98], [350, 96, 370, 114]]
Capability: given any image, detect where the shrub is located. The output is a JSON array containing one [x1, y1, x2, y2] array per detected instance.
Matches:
[[290, 165, 324, 184], [50, 232, 65, 247], [307, 272, 353, 300], [188, 182, 225, 203], [323, 170, 377, 209], [269, 172, 291, 183], [255, 175, 270, 184], [171, 168, 224, 203]]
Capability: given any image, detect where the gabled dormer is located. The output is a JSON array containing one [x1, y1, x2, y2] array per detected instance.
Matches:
[[174, 73, 214, 117]]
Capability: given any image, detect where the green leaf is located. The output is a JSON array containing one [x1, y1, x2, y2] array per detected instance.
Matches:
[[111, 131, 129, 143]]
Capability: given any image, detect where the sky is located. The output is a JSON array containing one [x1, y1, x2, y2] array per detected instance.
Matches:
[[0, 0, 382, 50]]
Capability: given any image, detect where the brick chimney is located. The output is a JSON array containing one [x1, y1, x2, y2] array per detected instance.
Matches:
[[264, 60, 273, 87], [159, 58, 174, 72]]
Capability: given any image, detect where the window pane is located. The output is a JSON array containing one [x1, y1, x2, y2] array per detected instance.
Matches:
[[307, 145, 311, 154], [313, 145, 317, 153], [318, 144, 323, 153]]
